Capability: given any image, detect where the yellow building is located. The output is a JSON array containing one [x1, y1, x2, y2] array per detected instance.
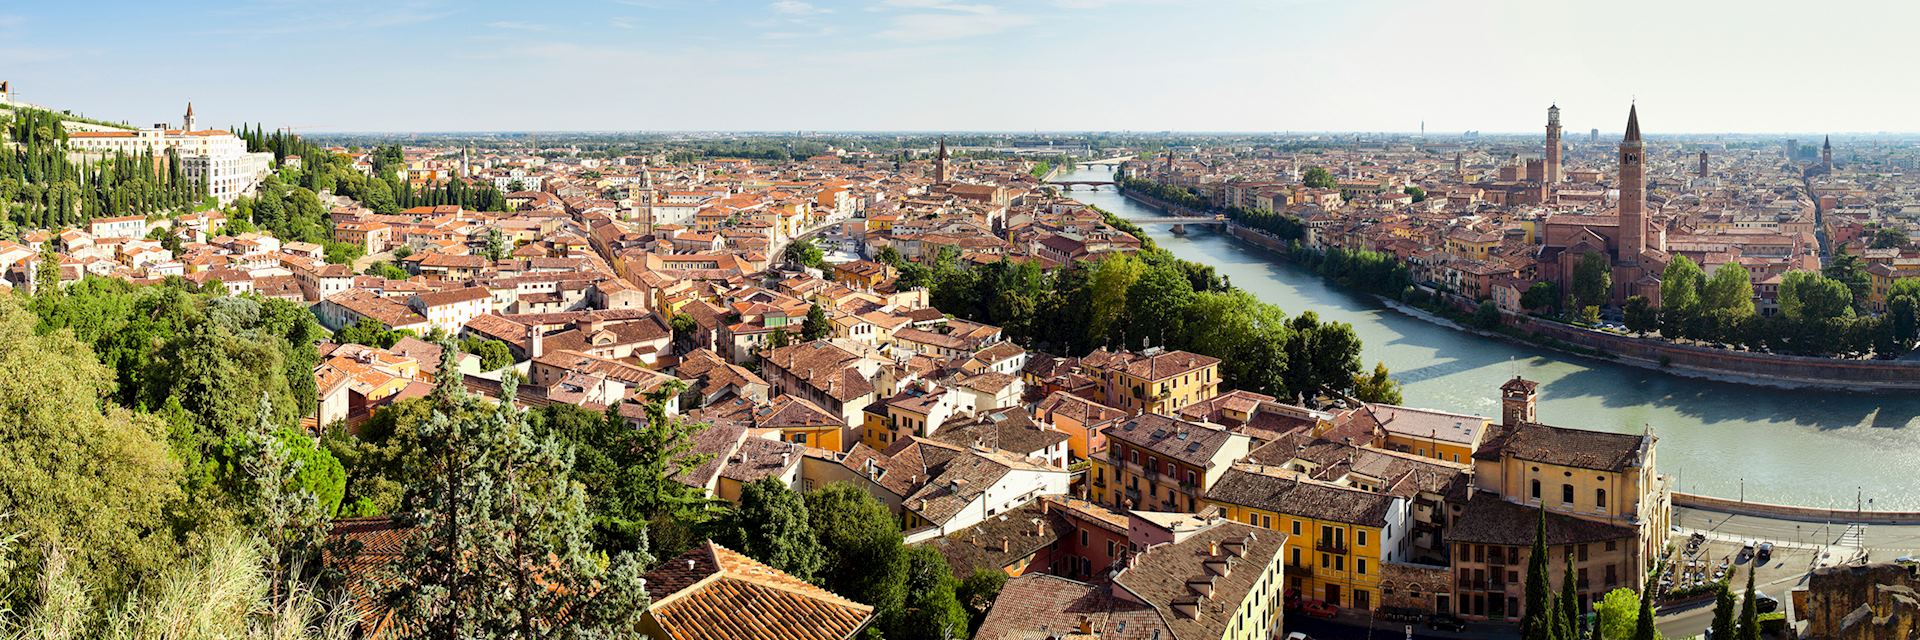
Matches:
[[1091, 413, 1250, 513], [1353, 403, 1490, 465], [1033, 390, 1126, 462], [1081, 348, 1221, 416], [753, 395, 847, 452], [1206, 466, 1406, 611]]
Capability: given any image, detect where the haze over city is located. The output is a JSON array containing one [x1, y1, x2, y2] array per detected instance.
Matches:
[[6, 0, 1919, 133]]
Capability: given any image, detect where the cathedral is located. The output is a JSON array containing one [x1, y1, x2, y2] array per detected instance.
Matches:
[[1536, 105, 1669, 306]]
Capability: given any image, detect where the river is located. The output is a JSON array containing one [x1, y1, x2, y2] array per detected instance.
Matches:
[[1057, 164, 1920, 510]]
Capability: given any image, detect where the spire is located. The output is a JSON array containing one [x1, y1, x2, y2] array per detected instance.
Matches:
[[1824, 135, 1831, 150], [1623, 103, 1641, 143], [185, 101, 194, 117]]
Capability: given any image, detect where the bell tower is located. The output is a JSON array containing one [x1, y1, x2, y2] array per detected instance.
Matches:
[[1617, 104, 1646, 262], [183, 101, 196, 132], [1544, 104, 1562, 184], [1501, 376, 1538, 426]]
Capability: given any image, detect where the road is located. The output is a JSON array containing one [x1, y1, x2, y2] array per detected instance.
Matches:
[[1674, 506, 1920, 558]]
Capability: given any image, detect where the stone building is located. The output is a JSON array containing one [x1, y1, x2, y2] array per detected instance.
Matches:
[[1803, 562, 1920, 640]]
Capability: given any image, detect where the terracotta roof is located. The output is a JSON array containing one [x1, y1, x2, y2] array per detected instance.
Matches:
[[1445, 492, 1636, 547], [644, 542, 874, 640], [1475, 422, 1647, 471], [1204, 466, 1398, 526], [1110, 521, 1286, 640], [1107, 413, 1243, 469]]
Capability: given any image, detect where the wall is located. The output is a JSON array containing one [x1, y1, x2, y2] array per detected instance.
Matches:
[[1510, 315, 1920, 390], [1673, 492, 1920, 525]]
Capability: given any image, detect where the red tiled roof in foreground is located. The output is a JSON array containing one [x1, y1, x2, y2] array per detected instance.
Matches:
[[644, 541, 875, 640]]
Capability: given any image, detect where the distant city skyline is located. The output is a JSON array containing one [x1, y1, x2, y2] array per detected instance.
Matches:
[[4, 0, 1916, 134]]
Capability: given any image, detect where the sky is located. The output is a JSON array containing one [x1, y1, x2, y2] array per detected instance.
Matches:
[[2, 0, 1915, 134]]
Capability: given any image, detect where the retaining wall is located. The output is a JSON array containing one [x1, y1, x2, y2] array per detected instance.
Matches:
[[1673, 492, 1920, 525]]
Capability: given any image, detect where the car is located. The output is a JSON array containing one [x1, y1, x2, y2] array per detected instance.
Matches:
[[1757, 542, 1774, 564], [1426, 613, 1468, 632], [1301, 599, 1339, 619], [1283, 588, 1302, 610], [1286, 633, 1311, 640], [1754, 591, 1779, 614]]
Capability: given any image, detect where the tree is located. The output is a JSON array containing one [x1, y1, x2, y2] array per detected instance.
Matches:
[[1522, 281, 1560, 313], [1735, 566, 1758, 640], [482, 226, 506, 262], [713, 477, 825, 582], [529, 383, 713, 557], [802, 302, 832, 341], [1522, 509, 1552, 640], [385, 351, 652, 638], [1870, 226, 1909, 249], [1352, 362, 1403, 405], [1403, 186, 1427, 202], [241, 393, 335, 601], [1623, 296, 1657, 335], [1633, 581, 1658, 640], [1302, 166, 1337, 189], [459, 337, 515, 371], [1779, 271, 1852, 321], [890, 545, 969, 640], [766, 327, 791, 351], [1593, 588, 1641, 640], [786, 237, 824, 269], [1474, 300, 1502, 329], [1572, 252, 1612, 312], [1661, 255, 1706, 323], [957, 568, 1008, 632], [1702, 263, 1755, 317], [0, 295, 185, 606], [1124, 257, 1196, 348], [1710, 585, 1737, 640], [1562, 555, 1582, 638], [807, 483, 908, 628], [1824, 247, 1870, 308]]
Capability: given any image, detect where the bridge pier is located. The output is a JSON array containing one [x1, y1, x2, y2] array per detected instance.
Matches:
[[1170, 224, 1187, 235]]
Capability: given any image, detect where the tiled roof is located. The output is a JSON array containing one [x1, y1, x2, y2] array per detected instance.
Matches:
[[1476, 422, 1647, 472], [1112, 521, 1286, 640], [1444, 492, 1635, 547], [644, 542, 874, 640], [921, 500, 1069, 577], [1107, 413, 1242, 469], [1204, 466, 1398, 526]]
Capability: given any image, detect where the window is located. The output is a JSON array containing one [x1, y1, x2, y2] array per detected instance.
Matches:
[[1531, 479, 1541, 500], [1320, 553, 1330, 569], [1357, 558, 1368, 575], [1291, 520, 1302, 536], [1596, 488, 1608, 509], [1107, 540, 1116, 556], [1578, 544, 1588, 562], [1334, 556, 1345, 571], [1605, 540, 1618, 552], [1357, 530, 1368, 547], [1562, 484, 1574, 504], [1081, 528, 1090, 546]]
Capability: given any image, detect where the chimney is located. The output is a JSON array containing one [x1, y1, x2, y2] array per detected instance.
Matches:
[[1034, 518, 1044, 538], [1000, 536, 1010, 553], [1079, 616, 1094, 635], [1208, 540, 1219, 557]]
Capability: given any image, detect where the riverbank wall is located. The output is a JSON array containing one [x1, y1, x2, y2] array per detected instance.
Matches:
[[1674, 492, 1920, 525]]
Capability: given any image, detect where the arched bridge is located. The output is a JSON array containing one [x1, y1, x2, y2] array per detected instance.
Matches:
[[1048, 180, 1117, 191], [1078, 155, 1135, 166], [1115, 216, 1224, 226]]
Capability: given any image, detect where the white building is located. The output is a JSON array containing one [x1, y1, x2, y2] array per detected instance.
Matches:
[[64, 103, 274, 204]]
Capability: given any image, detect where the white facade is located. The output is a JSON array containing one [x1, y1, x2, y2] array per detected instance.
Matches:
[[66, 126, 273, 204]]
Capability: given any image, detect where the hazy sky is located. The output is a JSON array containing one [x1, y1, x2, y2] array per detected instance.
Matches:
[[2, 0, 1912, 134]]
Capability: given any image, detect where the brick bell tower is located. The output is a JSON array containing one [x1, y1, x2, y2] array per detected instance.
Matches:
[[1617, 104, 1646, 263], [1545, 104, 1562, 184]]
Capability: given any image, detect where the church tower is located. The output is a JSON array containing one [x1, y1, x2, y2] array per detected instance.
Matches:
[[1822, 135, 1833, 171], [1697, 150, 1709, 178], [1545, 104, 1562, 183], [934, 136, 948, 184], [183, 101, 196, 132], [1617, 105, 1646, 262]]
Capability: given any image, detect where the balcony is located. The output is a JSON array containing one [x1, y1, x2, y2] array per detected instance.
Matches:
[[1286, 563, 1315, 579], [1315, 539, 1349, 554]]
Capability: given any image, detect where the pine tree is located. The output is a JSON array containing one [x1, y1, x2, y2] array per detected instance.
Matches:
[[1710, 584, 1736, 640], [802, 302, 831, 341], [1523, 508, 1553, 640], [385, 345, 652, 638]]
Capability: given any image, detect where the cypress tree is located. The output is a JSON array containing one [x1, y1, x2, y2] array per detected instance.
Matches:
[[1709, 584, 1736, 639], [1631, 582, 1658, 640], [1523, 508, 1553, 640], [1735, 567, 1758, 640], [1562, 554, 1582, 637]]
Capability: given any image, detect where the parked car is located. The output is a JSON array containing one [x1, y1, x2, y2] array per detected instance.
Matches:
[[1737, 542, 1755, 563], [1754, 591, 1779, 614], [1301, 599, 1339, 619], [1756, 542, 1774, 564], [1286, 633, 1311, 640], [1426, 613, 1468, 632], [1283, 588, 1302, 610]]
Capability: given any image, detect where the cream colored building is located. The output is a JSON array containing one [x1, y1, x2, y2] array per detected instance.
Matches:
[[65, 103, 273, 204]]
